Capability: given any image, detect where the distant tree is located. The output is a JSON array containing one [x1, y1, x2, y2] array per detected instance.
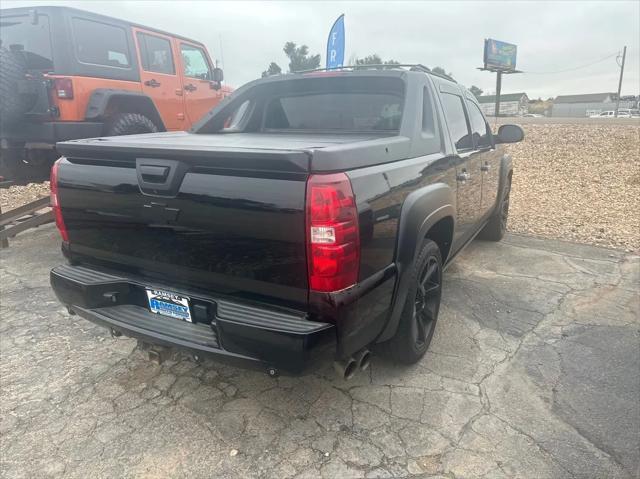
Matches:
[[469, 85, 483, 98], [354, 54, 400, 69], [283, 42, 321, 72], [432, 66, 454, 79], [261, 62, 282, 78]]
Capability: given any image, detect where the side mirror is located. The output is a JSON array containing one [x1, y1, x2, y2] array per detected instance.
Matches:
[[211, 67, 223, 91], [496, 124, 524, 144]]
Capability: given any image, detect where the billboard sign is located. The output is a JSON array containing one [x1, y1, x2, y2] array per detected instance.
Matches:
[[326, 14, 345, 69], [484, 39, 517, 71]]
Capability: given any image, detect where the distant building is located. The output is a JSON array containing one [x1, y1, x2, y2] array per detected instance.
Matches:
[[478, 93, 529, 116], [551, 93, 638, 117]]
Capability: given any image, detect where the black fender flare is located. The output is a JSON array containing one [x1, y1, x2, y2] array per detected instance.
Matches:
[[85, 89, 166, 131], [377, 182, 456, 343], [499, 153, 513, 200]]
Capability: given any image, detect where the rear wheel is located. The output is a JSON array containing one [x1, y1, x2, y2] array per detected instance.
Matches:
[[479, 176, 511, 241], [380, 239, 443, 364], [106, 113, 158, 136]]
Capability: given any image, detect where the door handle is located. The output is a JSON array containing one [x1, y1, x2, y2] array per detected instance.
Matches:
[[144, 79, 161, 88], [457, 171, 471, 182], [481, 162, 490, 172], [184, 83, 197, 92]]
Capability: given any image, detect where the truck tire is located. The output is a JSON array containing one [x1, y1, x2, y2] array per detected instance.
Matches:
[[479, 176, 511, 241], [379, 239, 442, 364], [106, 113, 158, 136], [0, 47, 28, 123]]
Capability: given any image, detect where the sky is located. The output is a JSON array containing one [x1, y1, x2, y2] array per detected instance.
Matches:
[[3, 0, 639, 99]]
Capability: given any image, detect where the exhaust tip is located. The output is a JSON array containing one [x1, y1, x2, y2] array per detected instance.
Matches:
[[357, 349, 371, 371], [334, 357, 358, 380]]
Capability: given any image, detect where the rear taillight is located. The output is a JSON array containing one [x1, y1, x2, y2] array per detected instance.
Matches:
[[50, 159, 69, 242], [55, 78, 73, 99], [306, 173, 359, 292]]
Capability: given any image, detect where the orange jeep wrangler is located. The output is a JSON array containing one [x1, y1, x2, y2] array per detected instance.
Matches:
[[0, 6, 230, 181]]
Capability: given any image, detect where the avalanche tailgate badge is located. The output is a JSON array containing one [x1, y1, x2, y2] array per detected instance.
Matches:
[[146, 289, 192, 322]]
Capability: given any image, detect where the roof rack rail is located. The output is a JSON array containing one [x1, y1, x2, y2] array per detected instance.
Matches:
[[295, 64, 457, 83]]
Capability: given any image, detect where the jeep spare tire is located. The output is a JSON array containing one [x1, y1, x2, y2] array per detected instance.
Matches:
[[0, 47, 28, 123], [106, 113, 158, 136]]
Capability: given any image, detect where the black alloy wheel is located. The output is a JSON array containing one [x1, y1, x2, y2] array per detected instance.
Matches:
[[379, 239, 443, 364], [412, 255, 442, 348]]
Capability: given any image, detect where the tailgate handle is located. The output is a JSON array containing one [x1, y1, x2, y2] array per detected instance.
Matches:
[[136, 158, 188, 197], [139, 165, 170, 183]]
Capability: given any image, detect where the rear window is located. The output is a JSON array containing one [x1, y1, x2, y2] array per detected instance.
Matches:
[[72, 17, 130, 68], [197, 75, 405, 134], [265, 92, 403, 131], [0, 13, 53, 70]]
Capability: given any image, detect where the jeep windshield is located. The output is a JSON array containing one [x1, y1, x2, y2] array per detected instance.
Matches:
[[0, 12, 53, 71]]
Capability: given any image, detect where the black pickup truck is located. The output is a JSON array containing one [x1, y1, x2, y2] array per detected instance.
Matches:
[[50, 66, 523, 379]]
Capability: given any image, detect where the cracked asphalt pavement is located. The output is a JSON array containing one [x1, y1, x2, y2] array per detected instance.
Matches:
[[1, 224, 638, 478]]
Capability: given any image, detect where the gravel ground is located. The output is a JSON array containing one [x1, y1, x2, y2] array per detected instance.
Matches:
[[0, 181, 50, 211], [504, 122, 640, 251], [1, 121, 638, 250]]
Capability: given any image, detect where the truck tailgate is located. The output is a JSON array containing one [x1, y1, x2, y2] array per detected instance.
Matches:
[[55, 136, 311, 308]]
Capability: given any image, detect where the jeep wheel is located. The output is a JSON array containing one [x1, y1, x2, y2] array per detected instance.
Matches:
[[0, 47, 29, 123], [380, 239, 442, 364], [479, 176, 511, 241], [106, 113, 158, 136]]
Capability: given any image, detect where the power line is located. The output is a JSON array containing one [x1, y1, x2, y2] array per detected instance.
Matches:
[[524, 52, 620, 75]]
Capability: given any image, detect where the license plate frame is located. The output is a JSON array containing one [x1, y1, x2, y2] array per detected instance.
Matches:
[[146, 288, 192, 322]]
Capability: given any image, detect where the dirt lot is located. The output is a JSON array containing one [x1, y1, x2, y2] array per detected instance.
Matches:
[[503, 119, 640, 251], [2, 119, 638, 250]]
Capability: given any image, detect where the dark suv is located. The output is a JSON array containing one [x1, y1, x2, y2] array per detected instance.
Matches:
[[49, 65, 524, 379]]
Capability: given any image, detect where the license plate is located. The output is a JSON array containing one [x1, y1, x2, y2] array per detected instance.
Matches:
[[146, 289, 192, 322]]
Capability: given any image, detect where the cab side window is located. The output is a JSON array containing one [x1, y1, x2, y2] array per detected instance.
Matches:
[[180, 44, 212, 80], [137, 33, 175, 75], [467, 101, 492, 148], [440, 92, 472, 151]]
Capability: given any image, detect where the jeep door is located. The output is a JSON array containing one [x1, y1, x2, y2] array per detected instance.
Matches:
[[465, 96, 501, 214], [438, 89, 483, 246], [177, 41, 223, 125], [133, 28, 186, 130]]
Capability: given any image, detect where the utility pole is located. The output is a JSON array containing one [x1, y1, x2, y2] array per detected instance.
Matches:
[[494, 71, 502, 128], [614, 46, 626, 118]]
